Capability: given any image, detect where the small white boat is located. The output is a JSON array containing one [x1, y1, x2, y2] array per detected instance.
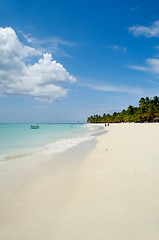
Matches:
[[30, 124, 39, 129]]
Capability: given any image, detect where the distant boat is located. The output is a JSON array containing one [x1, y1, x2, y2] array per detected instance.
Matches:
[[30, 124, 40, 129]]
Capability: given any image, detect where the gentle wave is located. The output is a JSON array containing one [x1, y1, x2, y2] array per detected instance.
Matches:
[[84, 124, 105, 135], [0, 136, 95, 162], [41, 136, 95, 155], [0, 124, 105, 162]]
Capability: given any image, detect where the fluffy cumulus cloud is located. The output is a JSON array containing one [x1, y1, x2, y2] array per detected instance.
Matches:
[[129, 20, 159, 38], [0, 27, 76, 102]]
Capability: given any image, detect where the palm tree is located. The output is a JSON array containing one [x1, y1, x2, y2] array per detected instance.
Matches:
[[87, 96, 159, 123], [127, 105, 134, 115], [139, 97, 146, 107]]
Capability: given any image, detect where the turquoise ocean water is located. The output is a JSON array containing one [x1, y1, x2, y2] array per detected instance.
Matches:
[[0, 123, 102, 160]]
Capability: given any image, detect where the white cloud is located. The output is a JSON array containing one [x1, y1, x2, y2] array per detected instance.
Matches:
[[85, 82, 159, 101], [127, 65, 148, 71], [129, 20, 159, 38], [148, 79, 159, 85], [146, 58, 159, 73], [127, 58, 159, 75], [19, 31, 76, 58], [0, 27, 76, 103], [22, 33, 76, 47], [85, 83, 143, 95], [19, 32, 37, 44]]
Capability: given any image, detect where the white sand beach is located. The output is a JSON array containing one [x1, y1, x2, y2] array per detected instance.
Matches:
[[0, 123, 159, 240]]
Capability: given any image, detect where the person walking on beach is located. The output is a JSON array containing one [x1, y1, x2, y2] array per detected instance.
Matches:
[[105, 123, 106, 127], [107, 122, 109, 127]]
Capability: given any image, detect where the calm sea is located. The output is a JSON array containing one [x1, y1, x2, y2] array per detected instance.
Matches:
[[0, 123, 102, 160]]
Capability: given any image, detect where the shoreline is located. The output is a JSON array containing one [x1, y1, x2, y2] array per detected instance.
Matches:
[[0, 134, 100, 239], [0, 136, 101, 200], [0, 123, 104, 161], [0, 125, 105, 199], [0, 123, 159, 239]]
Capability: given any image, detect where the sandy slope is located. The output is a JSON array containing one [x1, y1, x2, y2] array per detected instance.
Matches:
[[0, 123, 159, 240]]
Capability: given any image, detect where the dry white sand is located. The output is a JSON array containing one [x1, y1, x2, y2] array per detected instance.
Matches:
[[0, 123, 159, 240]]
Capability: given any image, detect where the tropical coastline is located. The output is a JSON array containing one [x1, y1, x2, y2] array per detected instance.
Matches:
[[1, 1, 159, 239], [87, 96, 159, 123], [0, 123, 159, 239], [0, 124, 103, 198]]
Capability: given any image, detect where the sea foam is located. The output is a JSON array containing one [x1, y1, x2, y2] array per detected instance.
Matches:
[[41, 136, 94, 155]]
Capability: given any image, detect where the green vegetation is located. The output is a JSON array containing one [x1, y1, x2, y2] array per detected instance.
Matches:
[[87, 96, 159, 123]]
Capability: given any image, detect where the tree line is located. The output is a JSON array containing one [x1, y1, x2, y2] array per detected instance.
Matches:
[[87, 96, 159, 123]]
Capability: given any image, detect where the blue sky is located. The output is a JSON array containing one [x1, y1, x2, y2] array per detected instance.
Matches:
[[1, 0, 159, 123]]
